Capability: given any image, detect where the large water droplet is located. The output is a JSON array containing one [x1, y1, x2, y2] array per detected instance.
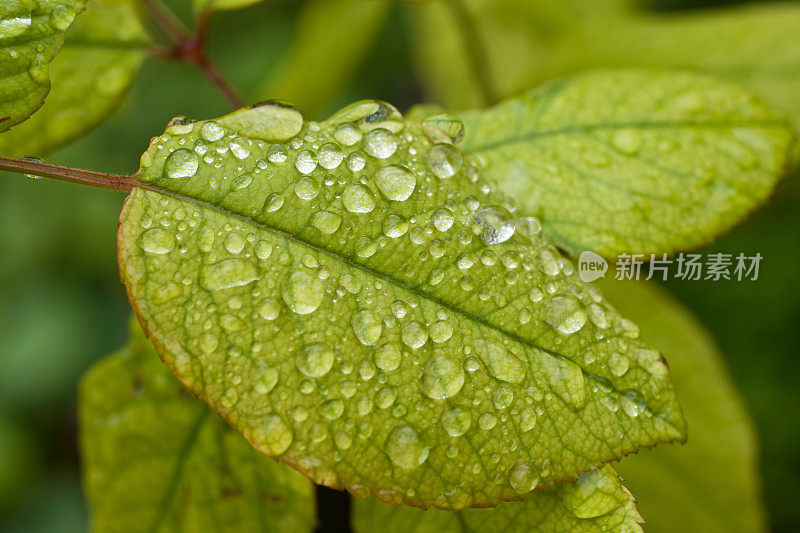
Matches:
[[375, 164, 415, 201], [474, 340, 526, 383], [294, 176, 320, 200], [224, 233, 245, 254], [539, 353, 586, 409], [382, 214, 409, 238], [471, 207, 515, 245], [401, 321, 428, 349], [611, 129, 643, 155], [229, 137, 252, 159], [420, 356, 465, 399], [164, 149, 199, 179], [422, 113, 465, 144], [202, 259, 259, 290], [431, 208, 454, 232], [441, 407, 471, 437], [429, 320, 454, 343], [1, 14, 32, 38], [318, 142, 344, 169], [425, 144, 462, 179], [563, 468, 620, 518], [363, 129, 397, 159], [333, 123, 362, 146], [49, 5, 76, 31], [608, 352, 629, 377], [295, 149, 317, 174], [509, 462, 539, 493], [374, 343, 401, 372], [257, 298, 281, 320], [296, 343, 334, 378], [352, 310, 382, 346], [385, 425, 428, 469], [200, 121, 225, 141], [218, 101, 303, 141], [311, 211, 342, 234], [281, 268, 324, 314], [251, 415, 293, 456], [544, 295, 587, 334], [140, 228, 175, 254], [342, 185, 376, 213]]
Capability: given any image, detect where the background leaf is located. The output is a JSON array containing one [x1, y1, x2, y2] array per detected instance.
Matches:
[[600, 279, 767, 533], [0, 0, 149, 156], [352, 465, 643, 533], [0, 0, 87, 132], [117, 101, 684, 508], [252, 0, 391, 119], [460, 70, 794, 257], [79, 318, 315, 533], [193, 0, 264, 13], [407, 0, 800, 131]]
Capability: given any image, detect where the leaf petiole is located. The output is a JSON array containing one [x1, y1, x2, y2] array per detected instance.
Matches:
[[0, 156, 137, 192]]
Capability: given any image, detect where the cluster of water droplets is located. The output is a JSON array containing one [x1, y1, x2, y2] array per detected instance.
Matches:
[[128, 99, 670, 505]]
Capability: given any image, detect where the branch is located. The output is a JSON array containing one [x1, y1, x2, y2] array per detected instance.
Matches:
[[446, 0, 498, 106], [140, 0, 244, 109], [0, 157, 137, 191]]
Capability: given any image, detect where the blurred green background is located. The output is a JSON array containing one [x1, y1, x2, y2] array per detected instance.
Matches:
[[0, 0, 797, 531]]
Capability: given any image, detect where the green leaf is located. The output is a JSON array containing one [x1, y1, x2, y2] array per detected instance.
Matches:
[[599, 279, 767, 533], [116, 100, 685, 508], [409, 0, 800, 131], [252, 0, 391, 119], [0, 0, 87, 133], [79, 318, 315, 532], [460, 70, 795, 257], [352, 465, 642, 532], [193, 0, 263, 13], [0, 0, 149, 156]]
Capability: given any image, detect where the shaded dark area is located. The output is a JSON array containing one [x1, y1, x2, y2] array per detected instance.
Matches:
[[315, 486, 352, 533]]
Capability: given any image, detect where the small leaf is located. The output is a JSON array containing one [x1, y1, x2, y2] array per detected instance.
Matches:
[[252, 0, 391, 119], [460, 70, 795, 257], [0, 0, 87, 133], [352, 465, 643, 533], [79, 319, 315, 532], [0, 0, 149, 156], [118, 100, 685, 508], [600, 279, 767, 533]]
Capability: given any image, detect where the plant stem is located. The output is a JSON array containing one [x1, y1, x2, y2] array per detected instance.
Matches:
[[0, 157, 137, 192], [140, 0, 245, 109], [445, 0, 498, 106]]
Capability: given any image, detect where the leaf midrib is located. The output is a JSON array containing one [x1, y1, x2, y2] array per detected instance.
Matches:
[[464, 118, 790, 154], [128, 180, 681, 433]]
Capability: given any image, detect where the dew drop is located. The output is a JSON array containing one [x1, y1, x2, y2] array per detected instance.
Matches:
[[382, 214, 409, 238], [474, 340, 526, 383], [375, 164, 416, 201], [49, 4, 75, 31], [363, 129, 398, 159], [296, 344, 334, 378], [612, 129, 643, 155], [401, 321, 428, 349], [425, 144, 462, 179], [608, 352, 629, 377], [385, 425, 428, 469], [163, 149, 199, 179], [420, 356, 465, 399], [311, 211, 342, 234], [429, 320, 454, 343], [200, 121, 225, 141], [539, 354, 586, 410], [374, 343, 401, 372], [544, 295, 587, 334], [352, 310, 383, 346], [140, 228, 175, 254], [478, 413, 497, 430], [268, 144, 288, 163], [318, 142, 344, 169], [202, 259, 259, 290], [375, 387, 397, 409], [431, 208, 454, 232], [441, 407, 471, 437], [294, 149, 317, 174], [333, 123, 362, 146], [229, 137, 252, 159], [281, 269, 324, 314], [265, 193, 285, 212], [492, 384, 514, 409], [563, 469, 620, 518], [251, 415, 293, 456], [509, 462, 539, 493], [224, 233, 245, 254], [294, 176, 320, 200], [218, 101, 303, 141], [342, 185, 376, 213], [471, 207, 515, 245], [257, 298, 281, 321]]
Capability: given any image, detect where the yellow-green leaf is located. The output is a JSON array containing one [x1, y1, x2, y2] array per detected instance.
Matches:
[[0, 0, 149, 156], [117, 100, 685, 509], [600, 279, 767, 533], [352, 465, 642, 532], [460, 70, 794, 257], [79, 318, 315, 532], [193, 0, 263, 13], [252, 0, 391, 119], [0, 0, 87, 132]]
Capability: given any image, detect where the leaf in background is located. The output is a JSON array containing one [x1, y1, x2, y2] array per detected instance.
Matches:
[[117, 100, 685, 508], [0, 0, 149, 156], [252, 0, 391, 120], [79, 319, 315, 533], [193, 0, 264, 13], [352, 465, 642, 533], [407, 0, 800, 131], [600, 279, 767, 533], [0, 0, 87, 132], [460, 70, 794, 257]]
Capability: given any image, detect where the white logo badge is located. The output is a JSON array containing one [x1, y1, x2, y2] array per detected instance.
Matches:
[[578, 251, 608, 282]]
